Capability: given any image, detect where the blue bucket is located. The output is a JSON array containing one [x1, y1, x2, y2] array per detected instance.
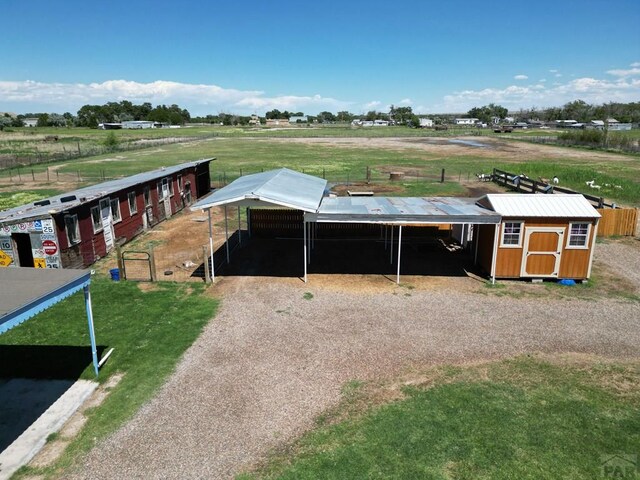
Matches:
[[109, 268, 120, 281]]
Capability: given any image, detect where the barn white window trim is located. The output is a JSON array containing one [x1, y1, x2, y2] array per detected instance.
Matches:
[[64, 214, 81, 245], [110, 198, 122, 224], [500, 221, 523, 247], [177, 174, 183, 191], [168, 177, 175, 197], [90, 206, 103, 233], [566, 222, 591, 249], [128, 191, 138, 216]]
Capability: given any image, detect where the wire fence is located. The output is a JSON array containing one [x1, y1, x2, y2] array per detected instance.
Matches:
[[0, 133, 219, 170]]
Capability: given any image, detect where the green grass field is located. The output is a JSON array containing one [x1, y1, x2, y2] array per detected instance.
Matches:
[[239, 355, 640, 480], [0, 278, 218, 478]]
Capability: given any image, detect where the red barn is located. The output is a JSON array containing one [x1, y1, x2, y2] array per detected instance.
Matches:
[[0, 159, 212, 269]]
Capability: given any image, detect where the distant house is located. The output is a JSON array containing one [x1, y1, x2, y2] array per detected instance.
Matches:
[[265, 118, 290, 126], [454, 118, 479, 125], [23, 118, 38, 127], [606, 118, 632, 131], [249, 114, 260, 126], [0, 160, 212, 269], [373, 119, 389, 126], [503, 117, 515, 124], [122, 121, 154, 129], [419, 118, 434, 128], [556, 120, 578, 128]]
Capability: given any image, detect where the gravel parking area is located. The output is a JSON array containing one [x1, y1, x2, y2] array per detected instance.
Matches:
[[69, 265, 640, 479]]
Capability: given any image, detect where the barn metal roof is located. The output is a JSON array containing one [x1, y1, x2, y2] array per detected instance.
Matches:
[[477, 194, 601, 218], [191, 168, 327, 213], [0, 159, 213, 226], [308, 196, 501, 224]]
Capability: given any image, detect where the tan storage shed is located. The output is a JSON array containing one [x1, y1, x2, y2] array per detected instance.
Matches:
[[476, 194, 601, 281]]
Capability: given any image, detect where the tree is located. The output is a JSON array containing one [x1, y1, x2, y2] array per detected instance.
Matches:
[[467, 103, 507, 124], [0, 115, 13, 131], [336, 111, 354, 122], [36, 113, 49, 127], [317, 111, 336, 123], [389, 105, 414, 124]]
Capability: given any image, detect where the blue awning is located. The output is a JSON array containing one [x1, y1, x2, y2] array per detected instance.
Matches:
[[0, 268, 99, 376]]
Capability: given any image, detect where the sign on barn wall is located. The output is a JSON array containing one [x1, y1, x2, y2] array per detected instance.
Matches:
[[0, 218, 62, 268]]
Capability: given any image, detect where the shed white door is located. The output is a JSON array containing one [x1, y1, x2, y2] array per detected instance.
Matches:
[[520, 227, 564, 278]]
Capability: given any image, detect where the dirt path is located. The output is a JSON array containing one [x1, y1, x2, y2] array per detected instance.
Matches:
[[68, 269, 640, 479]]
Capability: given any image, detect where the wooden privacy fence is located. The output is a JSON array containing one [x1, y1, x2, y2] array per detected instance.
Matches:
[[596, 208, 638, 237]]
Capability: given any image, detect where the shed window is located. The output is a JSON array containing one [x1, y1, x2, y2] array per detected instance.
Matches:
[[567, 222, 590, 248], [177, 174, 183, 191], [128, 191, 138, 215], [110, 198, 122, 223], [501, 221, 523, 247], [91, 206, 103, 233], [168, 177, 174, 196], [65, 214, 80, 245], [144, 186, 151, 207]]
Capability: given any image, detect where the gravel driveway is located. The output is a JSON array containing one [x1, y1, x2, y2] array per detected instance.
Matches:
[[69, 265, 640, 479]]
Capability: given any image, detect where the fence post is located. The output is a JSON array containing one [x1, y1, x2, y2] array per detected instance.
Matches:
[[116, 246, 124, 280], [31, 169, 35, 181], [47, 167, 50, 182], [203, 245, 211, 283], [440, 168, 445, 183], [149, 245, 157, 282]]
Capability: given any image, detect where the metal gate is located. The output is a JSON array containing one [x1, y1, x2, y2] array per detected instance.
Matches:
[[121, 250, 156, 281]]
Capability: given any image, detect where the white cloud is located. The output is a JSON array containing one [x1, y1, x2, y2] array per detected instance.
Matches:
[[398, 98, 412, 105], [514, 75, 528, 80], [436, 74, 640, 112], [0, 79, 351, 116], [606, 67, 640, 77], [549, 69, 558, 73], [631, 62, 640, 68], [555, 73, 563, 78], [539, 78, 547, 83], [363, 100, 381, 110]]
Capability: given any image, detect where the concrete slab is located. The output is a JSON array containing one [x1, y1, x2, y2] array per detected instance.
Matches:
[[0, 379, 97, 480]]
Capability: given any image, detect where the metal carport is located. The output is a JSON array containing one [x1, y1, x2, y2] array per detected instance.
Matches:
[[191, 168, 327, 281], [0, 268, 99, 376], [307, 196, 502, 284]]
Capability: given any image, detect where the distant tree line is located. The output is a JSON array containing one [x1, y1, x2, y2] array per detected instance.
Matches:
[[5, 99, 639, 130], [490, 100, 640, 123]]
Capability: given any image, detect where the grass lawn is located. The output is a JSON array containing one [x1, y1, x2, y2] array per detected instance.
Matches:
[[2, 128, 639, 204], [0, 189, 62, 209], [0, 278, 218, 478], [240, 355, 640, 480]]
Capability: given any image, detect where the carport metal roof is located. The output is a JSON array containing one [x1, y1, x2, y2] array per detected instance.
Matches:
[[307, 196, 501, 224], [191, 168, 327, 213], [0, 268, 99, 376]]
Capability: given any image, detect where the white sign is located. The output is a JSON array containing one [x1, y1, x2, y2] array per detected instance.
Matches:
[[100, 198, 115, 252], [42, 219, 55, 234]]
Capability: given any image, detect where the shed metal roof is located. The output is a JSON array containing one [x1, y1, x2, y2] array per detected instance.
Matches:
[[308, 197, 501, 224], [477, 194, 601, 218], [0, 159, 213, 226], [191, 168, 327, 213]]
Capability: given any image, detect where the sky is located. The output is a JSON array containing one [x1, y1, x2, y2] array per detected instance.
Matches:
[[1, 0, 639, 116]]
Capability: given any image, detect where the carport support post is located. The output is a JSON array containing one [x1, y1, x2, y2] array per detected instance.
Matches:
[[207, 208, 215, 282], [490, 223, 500, 284], [237, 206, 242, 245], [474, 224, 479, 266], [390, 226, 394, 264], [224, 206, 230, 264], [396, 225, 403, 285], [83, 284, 99, 377], [303, 215, 307, 282], [384, 225, 387, 250]]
